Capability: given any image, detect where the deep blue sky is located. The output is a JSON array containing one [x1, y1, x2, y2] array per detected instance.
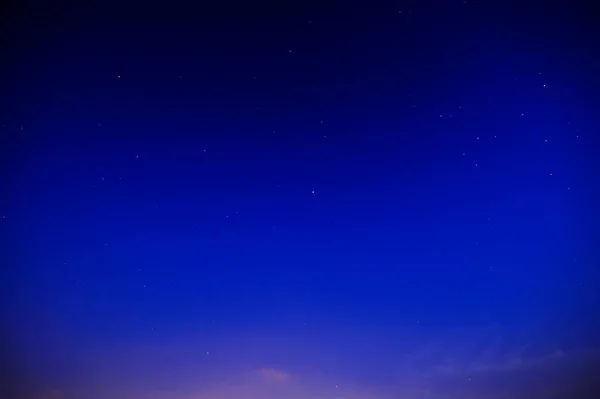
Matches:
[[2, 1, 600, 398]]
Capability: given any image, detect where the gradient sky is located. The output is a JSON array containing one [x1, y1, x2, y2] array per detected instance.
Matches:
[[2, 1, 600, 398]]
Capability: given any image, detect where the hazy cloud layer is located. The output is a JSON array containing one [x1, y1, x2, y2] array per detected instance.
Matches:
[[27, 322, 600, 399]]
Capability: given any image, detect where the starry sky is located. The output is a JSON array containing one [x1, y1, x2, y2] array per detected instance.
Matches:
[[2, 1, 600, 398]]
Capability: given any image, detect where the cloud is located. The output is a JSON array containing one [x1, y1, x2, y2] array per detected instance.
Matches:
[[257, 368, 291, 383], [35, 323, 600, 399], [181, 367, 387, 399], [390, 326, 600, 399]]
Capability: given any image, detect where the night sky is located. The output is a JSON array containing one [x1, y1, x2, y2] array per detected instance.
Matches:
[[2, 1, 600, 398]]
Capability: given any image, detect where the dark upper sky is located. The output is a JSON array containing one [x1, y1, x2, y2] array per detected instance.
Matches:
[[2, 1, 600, 398]]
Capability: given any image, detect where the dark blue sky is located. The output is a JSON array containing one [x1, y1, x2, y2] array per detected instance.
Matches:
[[2, 1, 600, 398]]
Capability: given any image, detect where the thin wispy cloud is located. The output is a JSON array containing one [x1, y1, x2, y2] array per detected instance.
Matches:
[[258, 368, 291, 383]]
